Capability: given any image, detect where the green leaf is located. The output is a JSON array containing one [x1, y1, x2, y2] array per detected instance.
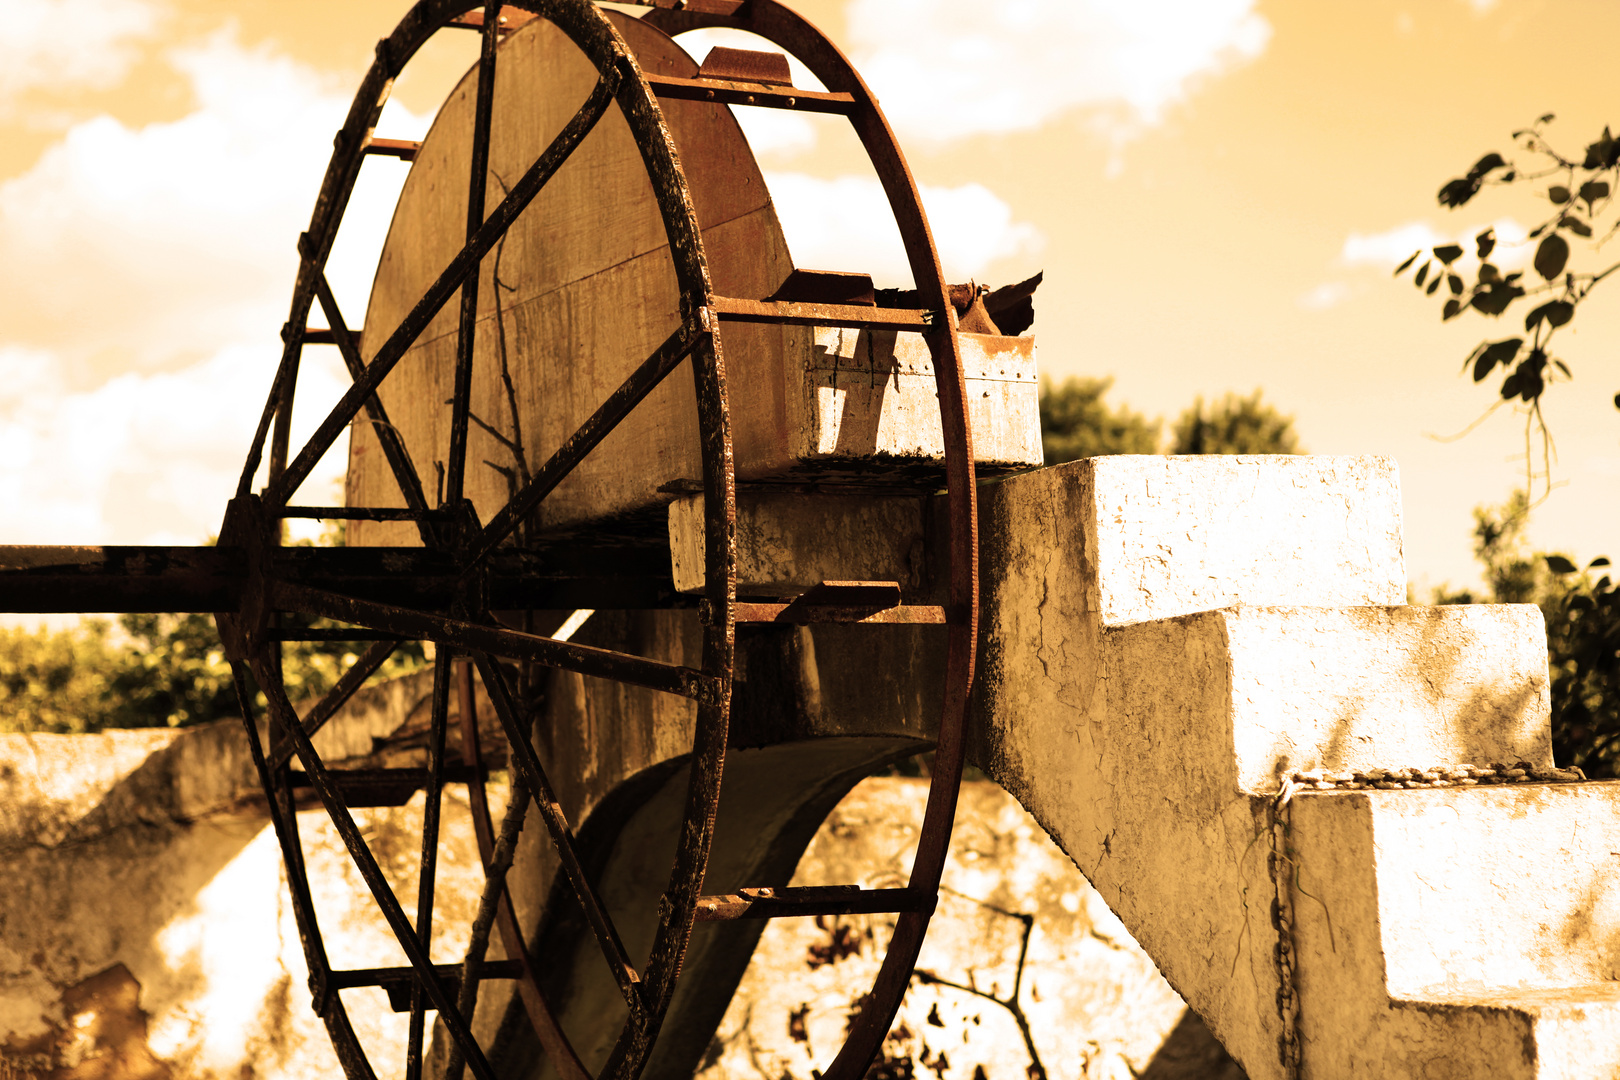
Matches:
[[1471, 152, 1506, 176], [1554, 359, 1571, 377], [1394, 250, 1420, 275], [1448, 273, 1463, 295], [1580, 180, 1611, 204], [1415, 262, 1430, 288], [1561, 215, 1594, 237], [1591, 557, 1612, 569], [1426, 276, 1441, 295], [1443, 298, 1463, 321], [1614, 392, 1620, 410], [1478, 262, 1501, 283], [1476, 229, 1496, 259], [1433, 243, 1464, 265], [1535, 233, 1570, 280], [1470, 282, 1524, 316], [1546, 554, 1578, 574], [1550, 185, 1571, 204]]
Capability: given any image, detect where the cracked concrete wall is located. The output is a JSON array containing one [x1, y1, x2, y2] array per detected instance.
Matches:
[[970, 456, 1554, 1080]]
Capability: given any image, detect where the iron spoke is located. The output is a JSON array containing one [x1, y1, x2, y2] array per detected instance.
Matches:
[[231, 662, 378, 1080], [473, 652, 646, 1013], [445, 4, 503, 507], [248, 648, 500, 1080], [265, 72, 621, 511], [464, 323, 707, 567], [313, 273, 436, 544], [268, 578, 714, 701], [405, 656, 454, 1080], [268, 639, 398, 772]]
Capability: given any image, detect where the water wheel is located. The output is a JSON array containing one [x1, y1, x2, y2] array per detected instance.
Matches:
[[0, 2, 1015, 1076]]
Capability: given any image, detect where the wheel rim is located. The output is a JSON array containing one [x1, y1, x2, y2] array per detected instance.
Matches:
[[220, 4, 735, 1077], [217, 1, 978, 1077]]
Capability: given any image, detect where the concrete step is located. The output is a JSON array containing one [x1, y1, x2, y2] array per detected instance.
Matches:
[[1287, 780, 1620, 1077]]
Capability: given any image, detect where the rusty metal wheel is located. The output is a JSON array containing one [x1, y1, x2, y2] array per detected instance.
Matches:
[[217, 4, 734, 1078], [0, 2, 977, 1079]]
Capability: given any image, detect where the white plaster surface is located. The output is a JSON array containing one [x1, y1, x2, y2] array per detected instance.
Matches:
[[972, 455, 1600, 1080]]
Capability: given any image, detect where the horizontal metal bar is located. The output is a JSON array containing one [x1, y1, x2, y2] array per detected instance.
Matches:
[[287, 765, 489, 808], [733, 602, 950, 625], [641, 72, 857, 115], [278, 506, 437, 521], [711, 296, 934, 331], [329, 960, 523, 991], [693, 886, 931, 922], [265, 628, 412, 642], [0, 543, 689, 614], [302, 328, 339, 346], [269, 579, 715, 702], [364, 137, 421, 161], [446, 9, 535, 32]]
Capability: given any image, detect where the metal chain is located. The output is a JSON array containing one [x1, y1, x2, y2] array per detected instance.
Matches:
[[1287, 761, 1585, 791], [1267, 760, 1587, 1076]]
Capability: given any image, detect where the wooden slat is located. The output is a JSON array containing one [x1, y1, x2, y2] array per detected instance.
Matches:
[[641, 72, 858, 115], [711, 296, 933, 331]]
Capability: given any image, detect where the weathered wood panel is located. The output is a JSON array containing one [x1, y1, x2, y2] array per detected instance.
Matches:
[[345, 13, 1039, 546]]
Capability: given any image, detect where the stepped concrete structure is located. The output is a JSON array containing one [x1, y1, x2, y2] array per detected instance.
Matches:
[[5, 452, 1614, 1079], [969, 454, 1611, 1080]]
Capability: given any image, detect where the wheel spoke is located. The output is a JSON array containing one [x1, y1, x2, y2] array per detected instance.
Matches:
[[473, 652, 646, 1013], [313, 274, 436, 543], [248, 648, 500, 1080], [265, 71, 622, 511], [444, 4, 504, 507], [231, 662, 378, 1080], [268, 639, 398, 772], [464, 323, 708, 567], [268, 578, 715, 701], [445, 661, 589, 1080], [405, 656, 454, 1080]]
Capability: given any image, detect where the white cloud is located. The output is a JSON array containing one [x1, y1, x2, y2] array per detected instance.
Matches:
[[845, 0, 1271, 143], [0, 342, 351, 546], [0, 30, 425, 387], [1340, 217, 1531, 272], [0, 0, 161, 116], [764, 171, 1042, 285], [1297, 281, 1351, 311], [0, 31, 423, 548]]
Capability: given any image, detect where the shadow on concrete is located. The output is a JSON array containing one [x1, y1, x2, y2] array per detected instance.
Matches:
[[1139, 1008, 1250, 1080]]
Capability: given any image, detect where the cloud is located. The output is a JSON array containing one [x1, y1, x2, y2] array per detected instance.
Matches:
[[1297, 281, 1351, 311], [0, 0, 161, 117], [845, 0, 1271, 143], [0, 343, 350, 546], [0, 29, 426, 388], [1340, 217, 1531, 271], [0, 31, 424, 548], [764, 172, 1042, 285]]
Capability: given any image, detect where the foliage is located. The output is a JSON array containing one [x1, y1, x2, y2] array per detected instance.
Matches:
[[1038, 376, 1159, 464], [1431, 493, 1619, 776], [1394, 116, 1620, 486], [1169, 390, 1302, 455], [0, 620, 121, 734], [1039, 378, 1300, 464], [0, 524, 425, 734]]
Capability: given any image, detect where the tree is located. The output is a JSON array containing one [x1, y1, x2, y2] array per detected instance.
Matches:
[[1039, 376, 1160, 463], [1170, 390, 1302, 455], [0, 524, 425, 734], [1039, 379, 1301, 464], [1394, 115, 1620, 485], [1431, 492, 1619, 776]]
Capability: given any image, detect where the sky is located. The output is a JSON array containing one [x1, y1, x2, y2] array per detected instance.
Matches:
[[2, 0, 1618, 621]]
